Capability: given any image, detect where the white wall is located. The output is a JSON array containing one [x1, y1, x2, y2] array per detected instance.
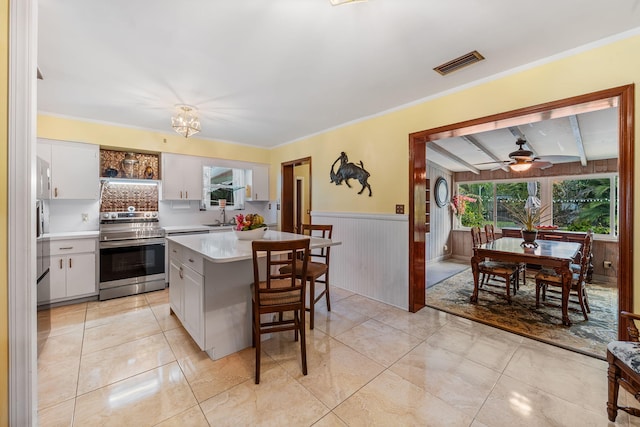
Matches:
[[48, 200, 100, 233], [312, 211, 408, 310], [158, 200, 277, 228], [48, 198, 278, 233], [427, 162, 453, 263]]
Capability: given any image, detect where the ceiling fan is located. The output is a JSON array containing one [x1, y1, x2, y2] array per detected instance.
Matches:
[[479, 138, 579, 172]]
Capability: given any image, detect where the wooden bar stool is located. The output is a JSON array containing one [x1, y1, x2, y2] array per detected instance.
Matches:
[[251, 238, 310, 384], [280, 224, 333, 329]]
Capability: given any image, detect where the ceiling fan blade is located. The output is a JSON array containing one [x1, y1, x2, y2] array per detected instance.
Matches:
[[536, 155, 580, 163], [473, 160, 510, 166], [530, 161, 553, 169]]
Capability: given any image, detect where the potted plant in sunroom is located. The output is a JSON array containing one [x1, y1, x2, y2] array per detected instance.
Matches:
[[505, 204, 551, 244]]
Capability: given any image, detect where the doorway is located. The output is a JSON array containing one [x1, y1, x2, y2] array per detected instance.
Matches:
[[281, 157, 312, 233], [408, 85, 634, 340]]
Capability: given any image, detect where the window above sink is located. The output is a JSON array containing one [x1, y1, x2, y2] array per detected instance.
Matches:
[[203, 166, 246, 211]]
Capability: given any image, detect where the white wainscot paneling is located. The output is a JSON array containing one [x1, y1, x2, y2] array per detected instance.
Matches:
[[312, 212, 408, 310]]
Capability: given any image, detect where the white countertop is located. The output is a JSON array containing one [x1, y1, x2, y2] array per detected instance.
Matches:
[[167, 230, 339, 264], [163, 223, 278, 234], [45, 231, 99, 240], [163, 225, 223, 233]]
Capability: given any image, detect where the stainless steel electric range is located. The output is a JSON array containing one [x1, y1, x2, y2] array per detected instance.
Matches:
[[99, 210, 165, 300]]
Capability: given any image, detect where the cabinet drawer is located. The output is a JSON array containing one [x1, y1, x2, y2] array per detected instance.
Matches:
[[50, 238, 96, 255], [181, 248, 203, 275], [168, 242, 183, 261]]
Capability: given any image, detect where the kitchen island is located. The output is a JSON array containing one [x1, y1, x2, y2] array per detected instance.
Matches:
[[166, 230, 339, 360]]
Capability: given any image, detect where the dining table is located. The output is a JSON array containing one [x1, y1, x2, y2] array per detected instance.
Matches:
[[470, 237, 582, 326]]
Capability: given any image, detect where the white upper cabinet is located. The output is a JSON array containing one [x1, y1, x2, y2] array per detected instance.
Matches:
[[37, 139, 99, 200], [245, 164, 269, 201], [162, 153, 203, 200]]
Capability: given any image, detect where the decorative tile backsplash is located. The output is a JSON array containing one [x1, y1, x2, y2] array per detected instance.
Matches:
[[100, 182, 159, 212], [100, 149, 160, 180]]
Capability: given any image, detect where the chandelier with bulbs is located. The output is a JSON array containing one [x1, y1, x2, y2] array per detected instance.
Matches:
[[171, 105, 201, 138]]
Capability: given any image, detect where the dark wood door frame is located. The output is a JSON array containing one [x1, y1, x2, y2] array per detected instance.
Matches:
[[281, 157, 312, 233], [408, 85, 634, 341]]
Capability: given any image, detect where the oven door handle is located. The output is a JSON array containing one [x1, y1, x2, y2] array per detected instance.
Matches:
[[100, 238, 166, 249]]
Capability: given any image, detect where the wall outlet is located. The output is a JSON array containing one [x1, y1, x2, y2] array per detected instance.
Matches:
[[81, 213, 89, 222], [443, 244, 448, 252], [604, 260, 612, 269], [395, 204, 404, 214]]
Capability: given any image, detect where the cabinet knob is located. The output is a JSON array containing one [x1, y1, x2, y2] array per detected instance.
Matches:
[[58, 246, 73, 250], [54, 187, 58, 198], [188, 258, 194, 263], [185, 191, 188, 199], [59, 259, 63, 269], [179, 266, 184, 279], [69, 258, 72, 268], [180, 191, 183, 199]]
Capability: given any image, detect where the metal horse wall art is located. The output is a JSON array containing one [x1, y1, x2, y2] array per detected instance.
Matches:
[[329, 152, 372, 196]]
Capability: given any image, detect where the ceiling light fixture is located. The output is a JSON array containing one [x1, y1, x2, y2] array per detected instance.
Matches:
[[330, 0, 367, 5], [171, 105, 201, 138], [510, 162, 532, 172]]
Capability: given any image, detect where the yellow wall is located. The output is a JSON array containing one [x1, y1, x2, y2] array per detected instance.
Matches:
[[270, 34, 640, 307], [37, 115, 271, 165], [272, 35, 640, 217], [1, 0, 8, 423]]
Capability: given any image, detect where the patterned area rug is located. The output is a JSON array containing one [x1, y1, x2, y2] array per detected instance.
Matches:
[[426, 268, 617, 359]]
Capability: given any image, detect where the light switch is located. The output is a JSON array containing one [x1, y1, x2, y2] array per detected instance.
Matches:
[[395, 204, 404, 214], [82, 213, 89, 222]]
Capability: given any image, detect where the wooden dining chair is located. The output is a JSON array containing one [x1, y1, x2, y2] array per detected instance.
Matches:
[[251, 238, 310, 384], [484, 224, 496, 242], [607, 311, 640, 421], [471, 226, 520, 302], [534, 230, 592, 320], [486, 223, 526, 286], [570, 230, 594, 284], [280, 224, 332, 330]]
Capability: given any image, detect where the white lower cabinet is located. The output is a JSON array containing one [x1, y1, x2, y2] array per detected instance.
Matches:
[[40, 238, 97, 304], [182, 266, 204, 344], [169, 243, 204, 348]]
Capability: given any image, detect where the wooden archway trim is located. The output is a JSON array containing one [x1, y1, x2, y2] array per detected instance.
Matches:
[[408, 85, 634, 341], [281, 157, 312, 233]]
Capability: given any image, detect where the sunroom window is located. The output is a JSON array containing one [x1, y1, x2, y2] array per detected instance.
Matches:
[[455, 174, 618, 238]]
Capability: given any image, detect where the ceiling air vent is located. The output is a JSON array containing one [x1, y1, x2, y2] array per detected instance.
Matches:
[[434, 50, 485, 76]]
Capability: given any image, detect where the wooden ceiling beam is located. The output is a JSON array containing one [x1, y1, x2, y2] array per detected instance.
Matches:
[[461, 135, 510, 172], [569, 115, 588, 166], [428, 142, 480, 174]]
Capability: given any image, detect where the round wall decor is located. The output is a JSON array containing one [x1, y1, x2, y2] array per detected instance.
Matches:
[[434, 176, 449, 207]]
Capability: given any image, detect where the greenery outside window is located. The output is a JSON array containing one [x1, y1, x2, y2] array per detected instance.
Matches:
[[455, 174, 618, 238], [203, 166, 246, 210]]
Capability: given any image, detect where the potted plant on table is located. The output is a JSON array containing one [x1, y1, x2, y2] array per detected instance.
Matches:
[[505, 204, 551, 244]]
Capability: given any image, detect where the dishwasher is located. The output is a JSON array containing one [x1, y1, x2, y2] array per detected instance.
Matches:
[[164, 229, 211, 284]]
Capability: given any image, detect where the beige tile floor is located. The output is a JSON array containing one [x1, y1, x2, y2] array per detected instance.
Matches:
[[37, 286, 636, 426]]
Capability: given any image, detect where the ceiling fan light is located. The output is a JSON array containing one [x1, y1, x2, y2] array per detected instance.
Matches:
[[510, 162, 532, 172], [172, 105, 201, 138]]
